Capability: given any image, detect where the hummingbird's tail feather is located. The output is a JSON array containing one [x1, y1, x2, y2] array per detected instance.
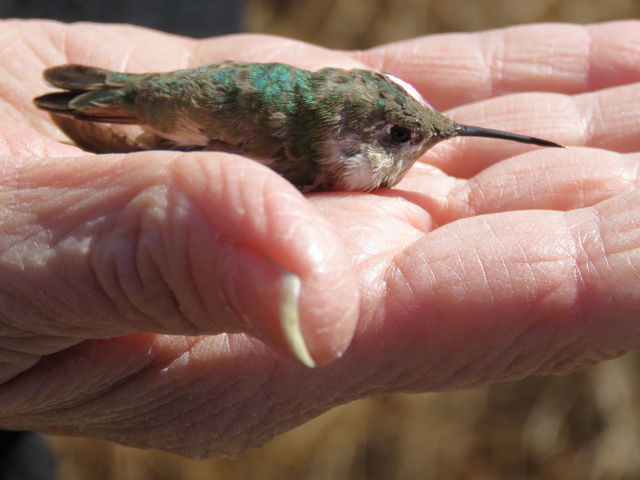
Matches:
[[43, 64, 133, 90], [34, 65, 140, 124], [454, 124, 564, 148], [34, 90, 139, 124]]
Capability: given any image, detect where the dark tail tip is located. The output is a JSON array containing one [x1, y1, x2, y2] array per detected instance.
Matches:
[[43, 64, 113, 90], [34, 92, 78, 112], [454, 124, 565, 148]]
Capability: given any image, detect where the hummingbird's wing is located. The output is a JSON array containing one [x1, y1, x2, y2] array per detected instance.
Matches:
[[48, 114, 160, 153]]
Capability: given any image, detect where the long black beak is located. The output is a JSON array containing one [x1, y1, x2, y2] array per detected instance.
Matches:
[[454, 123, 564, 148]]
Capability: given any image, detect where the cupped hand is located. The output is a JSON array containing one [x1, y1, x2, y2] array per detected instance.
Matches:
[[1, 20, 639, 458]]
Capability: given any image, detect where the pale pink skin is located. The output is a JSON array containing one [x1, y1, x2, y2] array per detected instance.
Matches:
[[1, 20, 640, 458]]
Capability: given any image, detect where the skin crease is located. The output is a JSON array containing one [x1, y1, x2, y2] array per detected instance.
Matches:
[[0, 19, 640, 458]]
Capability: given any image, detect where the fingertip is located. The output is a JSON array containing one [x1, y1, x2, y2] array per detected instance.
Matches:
[[221, 246, 358, 367], [186, 155, 360, 366]]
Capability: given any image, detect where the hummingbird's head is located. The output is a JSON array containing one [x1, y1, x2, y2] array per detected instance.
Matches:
[[315, 69, 455, 191]]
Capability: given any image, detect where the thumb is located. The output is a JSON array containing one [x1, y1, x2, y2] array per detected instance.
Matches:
[[0, 151, 359, 372]]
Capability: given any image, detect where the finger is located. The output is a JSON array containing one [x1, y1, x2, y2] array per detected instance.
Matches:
[[0, 118, 81, 157], [446, 148, 640, 221], [0, 151, 359, 374], [3, 193, 640, 458], [393, 148, 640, 223], [573, 83, 640, 153], [420, 79, 640, 178], [0, 333, 326, 457], [33, 21, 196, 72], [357, 190, 640, 391], [28, 21, 365, 74], [191, 33, 367, 70], [356, 21, 640, 111]]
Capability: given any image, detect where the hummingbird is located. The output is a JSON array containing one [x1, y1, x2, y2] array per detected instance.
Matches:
[[34, 62, 563, 192]]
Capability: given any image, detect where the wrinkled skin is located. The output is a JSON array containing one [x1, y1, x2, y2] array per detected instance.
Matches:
[[1, 20, 640, 458]]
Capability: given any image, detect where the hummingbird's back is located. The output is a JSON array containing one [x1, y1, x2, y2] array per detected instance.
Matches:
[[34, 62, 313, 145], [35, 62, 328, 181]]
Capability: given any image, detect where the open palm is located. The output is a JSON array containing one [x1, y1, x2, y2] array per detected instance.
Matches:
[[1, 20, 640, 457]]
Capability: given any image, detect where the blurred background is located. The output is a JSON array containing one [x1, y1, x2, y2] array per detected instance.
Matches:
[[4, 0, 640, 478]]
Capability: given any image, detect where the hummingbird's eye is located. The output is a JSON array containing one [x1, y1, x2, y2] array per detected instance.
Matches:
[[388, 125, 412, 145]]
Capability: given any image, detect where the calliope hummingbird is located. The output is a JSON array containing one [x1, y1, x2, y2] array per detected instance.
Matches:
[[35, 62, 563, 192]]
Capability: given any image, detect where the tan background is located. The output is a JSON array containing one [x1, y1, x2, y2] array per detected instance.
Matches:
[[48, 1, 640, 478]]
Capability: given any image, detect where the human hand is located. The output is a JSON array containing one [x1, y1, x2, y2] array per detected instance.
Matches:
[[0, 20, 639, 458]]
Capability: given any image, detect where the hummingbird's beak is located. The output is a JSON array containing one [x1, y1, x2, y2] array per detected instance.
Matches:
[[453, 123, 565, 148], [280, 272, 316, 368]]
